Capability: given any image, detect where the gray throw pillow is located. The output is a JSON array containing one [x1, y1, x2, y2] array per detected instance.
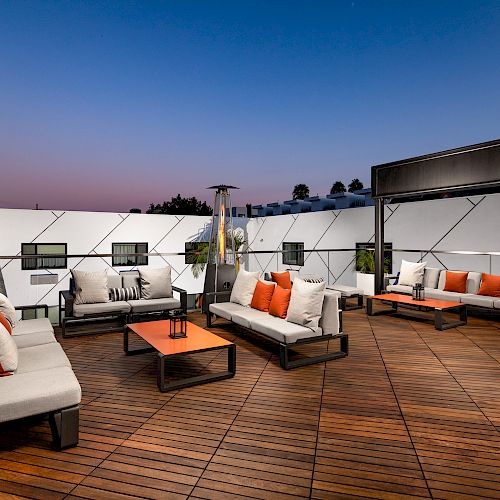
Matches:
[[139, 267, 172, 299], [72, 269, 109, 305]]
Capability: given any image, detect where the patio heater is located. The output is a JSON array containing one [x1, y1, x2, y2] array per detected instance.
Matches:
[[202, 185, 239, 312]]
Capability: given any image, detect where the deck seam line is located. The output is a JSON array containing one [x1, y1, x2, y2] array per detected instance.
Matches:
[[367, 316, 434, 499], [186, 326, 273, 499], [411, 326, 500, 436], [309, 344, 327, 500]]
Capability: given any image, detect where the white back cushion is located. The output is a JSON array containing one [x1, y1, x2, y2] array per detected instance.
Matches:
[[230, 269, 260, 307], [0, 323, 18, 374], [0, 293, 17, 327], [287, 278, 326, 330], [72, 270, 109, 305], [139, 267, 172, 299], [399, 260, 427, 287]]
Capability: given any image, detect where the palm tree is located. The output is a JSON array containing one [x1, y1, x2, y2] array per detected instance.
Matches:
[[330, 181, 346, 194], [348, 178, 364, 193], [292, 184, 310, 200]]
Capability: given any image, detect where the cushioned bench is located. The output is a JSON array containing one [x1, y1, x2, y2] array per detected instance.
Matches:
[[326, 284, 364, 310], [60, 270, 187, 337], [387, 268, 500, 310], [0, 316, 81, 450], [207, 290, 348, 369]]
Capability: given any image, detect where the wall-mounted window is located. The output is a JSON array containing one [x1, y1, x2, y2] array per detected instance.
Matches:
[[185, 242, 209, 265], [112, 243, 148, 266], [21, 243, 67, 270], [282, 242, 304, 266], [355, 242, 393, 273]]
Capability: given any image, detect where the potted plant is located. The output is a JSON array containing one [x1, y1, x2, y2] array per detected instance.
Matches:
[[355, 249, 390, 295]]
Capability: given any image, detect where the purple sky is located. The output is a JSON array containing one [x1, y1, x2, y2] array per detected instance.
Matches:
[[1, 1, 500, 212]]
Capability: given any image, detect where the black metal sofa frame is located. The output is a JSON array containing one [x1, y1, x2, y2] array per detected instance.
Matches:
[[205, 291, 348, 370], [59, 285, 187, 338]]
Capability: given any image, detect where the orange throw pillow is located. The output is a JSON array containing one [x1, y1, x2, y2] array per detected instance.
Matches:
[[0, 313, 12, 335], [268, 285, 291, 319], [443, 271, 468, 293], [251, 281, 276, 312], [271, 271, 292, 289], [478, 273, 500, 297]]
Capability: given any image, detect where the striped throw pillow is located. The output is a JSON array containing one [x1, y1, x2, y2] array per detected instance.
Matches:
[[302, 277, 324, 283], [109, 286, 140, 302]]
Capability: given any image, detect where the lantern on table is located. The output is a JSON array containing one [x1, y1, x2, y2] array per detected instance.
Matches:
[[412, 283, 425, 301], [169, 309, 187, 338]]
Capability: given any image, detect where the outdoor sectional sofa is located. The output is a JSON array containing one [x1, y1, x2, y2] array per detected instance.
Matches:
[[387, 268, 500, 310], [0, 310, 81, 450], [60, 270, 187, 337], [206, 288, 348, 369]]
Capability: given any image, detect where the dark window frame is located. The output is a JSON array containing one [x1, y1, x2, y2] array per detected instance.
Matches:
[[21, 243, 67, 270], [112, 242, 149, 267], [282, 242, 305, 267]]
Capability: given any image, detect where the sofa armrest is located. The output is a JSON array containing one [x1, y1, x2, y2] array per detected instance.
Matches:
[[320, 291, 341, 335], [15, 304, 49, 318], [172, 286, 187, 313], [204, 291, 231, 306], [59, 290, 74, 325]]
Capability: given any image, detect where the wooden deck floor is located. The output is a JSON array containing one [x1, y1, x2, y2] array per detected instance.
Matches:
[[1, 310, 500, 499]]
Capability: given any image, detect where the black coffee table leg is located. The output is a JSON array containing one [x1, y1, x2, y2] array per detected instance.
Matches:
[[123, 326, 155, 356], [435, 305, 467, 331], [157, 344, 236, 392]]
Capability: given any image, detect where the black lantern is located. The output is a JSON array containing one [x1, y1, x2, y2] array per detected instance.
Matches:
[[412, 283, 425, 301], [169, 309, 187, 338]]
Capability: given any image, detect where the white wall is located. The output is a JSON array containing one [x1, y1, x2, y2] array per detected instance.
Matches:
[[1, 192, 499, 309]]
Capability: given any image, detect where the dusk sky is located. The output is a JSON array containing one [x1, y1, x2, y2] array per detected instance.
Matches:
[[1, 1, 500, 212]]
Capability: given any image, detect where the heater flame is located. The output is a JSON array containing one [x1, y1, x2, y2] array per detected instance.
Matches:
[[219, 203, 225, 262]]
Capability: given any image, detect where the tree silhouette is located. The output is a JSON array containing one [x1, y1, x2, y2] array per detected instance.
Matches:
[[147, 194, 213, 215], [330, 181, 346, 194], [292, 184, 310, 200], [348, 178, 364, 193]]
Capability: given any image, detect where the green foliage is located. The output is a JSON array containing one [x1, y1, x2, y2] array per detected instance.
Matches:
[[330, 181, 346, 194], [348, 178, 364, 193], [147, 195, 213, 216], [292, 184, 310, 200], [190, 244, 209, 279], [355, 249, 390, 274]]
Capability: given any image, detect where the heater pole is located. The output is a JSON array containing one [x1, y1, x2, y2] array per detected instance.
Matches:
[[374, 197, 385, 295]]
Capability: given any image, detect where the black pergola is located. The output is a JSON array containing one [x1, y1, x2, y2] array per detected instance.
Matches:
[[371, 139, 500, 295]]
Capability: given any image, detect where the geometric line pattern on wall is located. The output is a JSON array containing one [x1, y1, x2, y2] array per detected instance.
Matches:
[[1, 211, 67, 271], [35, 214, 131, 305]]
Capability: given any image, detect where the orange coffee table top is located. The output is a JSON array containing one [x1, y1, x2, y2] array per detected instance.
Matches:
[[126, 320, 233, 356], [370, 293, 462, 310]]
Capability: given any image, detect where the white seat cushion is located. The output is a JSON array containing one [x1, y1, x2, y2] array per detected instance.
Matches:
[[461, 294, 495, 309], [127, 298, 180, 313], [327, 285, 363, 297], [0, 367, 81, 423], [209, 302, 244, 320], [16, 343, 71, 374], [73, 301, 131, 317], [12, 317, 54, 337], [424, 289, 464, 302], [231, 308, 268, 329], [250, 316, 321, 344], [13, 330, 56, 349], [494, 299, 500, 310], [386, 284, 413, 294]]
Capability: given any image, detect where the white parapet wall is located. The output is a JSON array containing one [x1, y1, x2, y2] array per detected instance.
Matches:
[[1, 193, 499, 313]]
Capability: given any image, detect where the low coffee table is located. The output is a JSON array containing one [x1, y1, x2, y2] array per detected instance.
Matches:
[[367, 293, 467, 331], [124, 320, 236, 392]]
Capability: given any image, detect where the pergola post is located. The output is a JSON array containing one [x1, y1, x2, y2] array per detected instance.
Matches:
[[374, 197, 385, 295]]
